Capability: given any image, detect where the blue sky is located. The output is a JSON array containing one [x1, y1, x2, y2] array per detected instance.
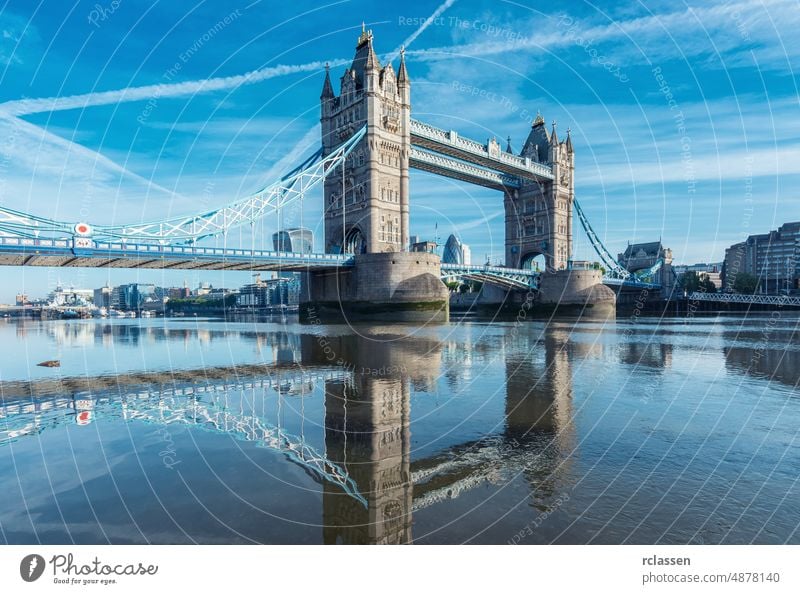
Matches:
[[0, 0, 798, 301]]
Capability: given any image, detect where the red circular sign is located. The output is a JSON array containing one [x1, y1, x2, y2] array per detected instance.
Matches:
[[74, 223, 92, 236]]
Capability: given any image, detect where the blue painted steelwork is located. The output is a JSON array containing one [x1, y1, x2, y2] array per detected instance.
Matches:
[[603, 277, 662, 289], [573, 198, 663, 289], [0, 236, 354, 271], [0, 369, 367, 506], [441, 262, 538, 290], [409, 119, 554, 181], [686, 292, 800, 307], [0, 127, 367, 245]]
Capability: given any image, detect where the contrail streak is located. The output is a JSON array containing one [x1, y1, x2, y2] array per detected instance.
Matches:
[[0, 1, 460, 118], [0, 59, 348, 117], [396, 0, 457, 54]]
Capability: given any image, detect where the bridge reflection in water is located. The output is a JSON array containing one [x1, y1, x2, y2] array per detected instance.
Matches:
[[0, 324, 584, 544]]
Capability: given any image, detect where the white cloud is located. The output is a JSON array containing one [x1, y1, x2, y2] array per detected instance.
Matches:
[[0, 12, 38, 66], [407, 0, 800, 70], [0, 115, 182, 225]]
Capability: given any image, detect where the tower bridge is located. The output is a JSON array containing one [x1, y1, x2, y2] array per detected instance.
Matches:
[[0, 25, 660, 319]]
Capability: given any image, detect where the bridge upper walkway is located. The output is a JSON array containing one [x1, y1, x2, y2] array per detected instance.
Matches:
[[410, 119, 554, 185]]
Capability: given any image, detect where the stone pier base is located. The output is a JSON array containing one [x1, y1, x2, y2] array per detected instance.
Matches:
[[300, 252, 449, 324], [535, 268, 616, 315]]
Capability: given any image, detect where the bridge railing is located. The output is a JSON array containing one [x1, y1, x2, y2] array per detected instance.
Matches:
[[686, 291, 800, 307], [0, 237, 70, 248], [441, 263, 536, 276], [0, 235, 354, 265]]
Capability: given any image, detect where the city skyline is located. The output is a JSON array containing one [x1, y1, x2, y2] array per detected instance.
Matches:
[[0, 0, 798, 301]]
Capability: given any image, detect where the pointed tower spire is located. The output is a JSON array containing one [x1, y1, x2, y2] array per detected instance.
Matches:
[[397, 45, 409, 85], [522, 112, 550, 161], [550, 120, 558, 144], [506, 135, 513, 153], [364, 38, 380, 71], [565, 127, 573, 151], [321, 62, 334, 98]]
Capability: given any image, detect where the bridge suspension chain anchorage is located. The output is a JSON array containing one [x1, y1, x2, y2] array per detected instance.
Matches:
[[0, 126, 367, 246]]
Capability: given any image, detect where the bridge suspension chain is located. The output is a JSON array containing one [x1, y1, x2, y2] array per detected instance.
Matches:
[[573, 197, 631, 280]]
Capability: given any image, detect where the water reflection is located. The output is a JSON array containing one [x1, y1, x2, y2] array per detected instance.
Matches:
[[2, 315, 798, 544], [5, 318, 300, 351], [721, 316, 800, 389], [0, 324, 580, 544], [619, 341, 673, 369], [724, 347, 800, 389]]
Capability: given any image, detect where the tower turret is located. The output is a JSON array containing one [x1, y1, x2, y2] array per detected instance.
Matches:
[[320, 28, 411, 254], [397, 46, 410, 105], [321, 63, 334, 99]]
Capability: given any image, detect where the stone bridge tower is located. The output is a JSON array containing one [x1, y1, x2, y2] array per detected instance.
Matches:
[[504, 115, 574, 271], [320, 26, 410, 254]]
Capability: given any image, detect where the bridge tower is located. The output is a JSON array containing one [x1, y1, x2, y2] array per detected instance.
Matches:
[[505, 115, 574, 271], [320, 26, 410, 254]]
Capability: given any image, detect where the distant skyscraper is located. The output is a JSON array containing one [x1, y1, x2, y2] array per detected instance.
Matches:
[[442, 234, 471, 265], [111, 283, 155, 310], [273, 228, 314, 253], [93, 286, 112, 308]]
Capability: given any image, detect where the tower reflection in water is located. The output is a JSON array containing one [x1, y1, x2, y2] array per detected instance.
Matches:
[[302, 333, 419, 545], [307, 326, 578, 544]]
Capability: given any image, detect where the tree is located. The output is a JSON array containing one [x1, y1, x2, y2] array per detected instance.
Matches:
[[680, 271, 718, 294], [733, 272, 759, 294], [681, 271, 719, 294], [699, 274, 717, 294], [680, 270, 702, 293]]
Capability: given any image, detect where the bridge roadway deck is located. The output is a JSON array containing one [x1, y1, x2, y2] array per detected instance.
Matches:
[[0, 235, 656, 292], [0, 236, 352, 271], [0, 236, 541, 283]]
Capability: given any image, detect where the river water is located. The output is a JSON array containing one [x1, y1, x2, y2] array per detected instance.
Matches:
[[0, 312, 798, 544]]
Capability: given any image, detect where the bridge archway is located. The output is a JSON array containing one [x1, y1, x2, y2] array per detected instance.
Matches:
[[520, 252, 547, 272], [344, 227, 367, 255]]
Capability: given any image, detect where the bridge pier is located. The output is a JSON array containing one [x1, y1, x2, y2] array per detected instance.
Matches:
[[299, 252, 449, 324], [536, 268, 616, 315]]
